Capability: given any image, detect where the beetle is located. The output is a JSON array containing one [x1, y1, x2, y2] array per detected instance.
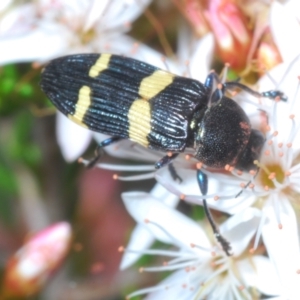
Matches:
[[40, 53, 286, 255]]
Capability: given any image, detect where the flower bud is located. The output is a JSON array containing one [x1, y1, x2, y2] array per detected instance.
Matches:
[[205, 0, 253, 71], [180, 0, 210, 37], [2, 222, 71, 298]]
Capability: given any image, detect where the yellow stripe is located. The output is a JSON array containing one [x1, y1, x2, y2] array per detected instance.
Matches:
[[89, 54, 112, 78], [128, 99, 151, 147], [68, 85, 91, 128], [139, 70, 174, 100]]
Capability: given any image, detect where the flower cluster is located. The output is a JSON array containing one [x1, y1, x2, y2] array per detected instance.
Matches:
[[116, 56, 300, 298], [1, 0, 300, 299]]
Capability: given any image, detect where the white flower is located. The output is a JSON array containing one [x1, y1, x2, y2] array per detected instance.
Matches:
[[0, 0, 152, 64], [0, 0, 153, 161], [121, 193, 283, 299], [256, 59, 300, 300], [154, 56, 300, 299], [270, 0, 300, 63], [120, 184, 179, 270], [0, 0, 11, 12]]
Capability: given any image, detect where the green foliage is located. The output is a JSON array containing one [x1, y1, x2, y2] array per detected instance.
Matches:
[[11, 112, 42, 168], [0, 64, 47, 115], [0, 64, 47, 225], [0, 153, 17, 225], [226, 68, 239, 81], [192, 204, 205, 221]]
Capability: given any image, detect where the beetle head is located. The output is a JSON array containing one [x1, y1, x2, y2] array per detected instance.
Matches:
[[194, 96, 252, 168]]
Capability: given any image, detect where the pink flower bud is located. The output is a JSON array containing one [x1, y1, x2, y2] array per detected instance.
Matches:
[[205, 0, 252, 71], [179, 0, 210, 37], [2, 222, 71, 298]]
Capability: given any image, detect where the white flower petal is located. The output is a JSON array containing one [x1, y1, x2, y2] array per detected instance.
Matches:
[[107, 35, 167, 69], [238, 255, 282, 296], [83, 0, 110, 31], [145, 269, 198, 300], [0, 23, 69, 64], [120, 184, 179, 269], [56, 113, 92, 162], [189, 33, 214, 83], [0, 0, 12, 12], [285, 0, 300, 20], [97, 34, 175, 72], [270, 1, 300, 62], [257, 57, 300, 150], [262, 200, 300, 299], [150, 183, 179, 207], [177, 22, 192, 64], [0, 3, 34, 35], [122, 191, 211, 253], [100, 0, 151, 31], [155, 167, 257, 215], [220, 207, 261, 256], [0, 0, 154, 66], [259, 57, 300, 104], [120, 225, 154, 270], [155, 167, 199, 196], [177, 27, 213, 81]]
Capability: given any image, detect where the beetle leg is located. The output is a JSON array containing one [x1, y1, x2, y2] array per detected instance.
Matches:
[[223, 81, 287, 102], [168, 163, 182, 183], [155, 153, 182, 183], [87, 136, 123, 168], [155, 153, 179, 169], [197, 169, 232, 256]]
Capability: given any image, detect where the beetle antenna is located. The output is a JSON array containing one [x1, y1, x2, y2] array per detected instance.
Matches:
[[202, 198, 232, 256], [197, 169, 232, 256]]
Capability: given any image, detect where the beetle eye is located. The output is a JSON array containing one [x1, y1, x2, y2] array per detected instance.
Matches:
[[236, 129, 265, 171]]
